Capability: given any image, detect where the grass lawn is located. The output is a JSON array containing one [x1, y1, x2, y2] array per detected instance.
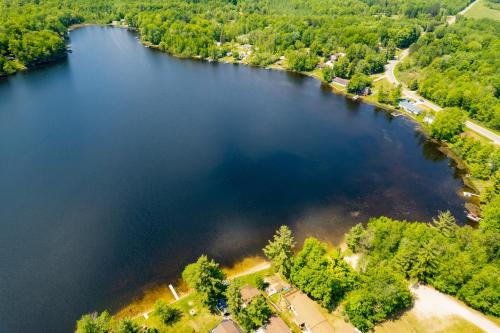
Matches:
[[464, 0, 500, 21], [134, 293, 222, 333]]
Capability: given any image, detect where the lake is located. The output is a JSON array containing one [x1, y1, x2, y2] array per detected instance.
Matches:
[[0, 26, 467, 333]]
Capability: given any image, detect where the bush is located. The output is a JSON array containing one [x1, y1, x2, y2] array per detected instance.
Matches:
[[344, 269, 413, 332]]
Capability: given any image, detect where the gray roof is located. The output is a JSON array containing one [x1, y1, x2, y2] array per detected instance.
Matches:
[[399, 100, 422, 114]]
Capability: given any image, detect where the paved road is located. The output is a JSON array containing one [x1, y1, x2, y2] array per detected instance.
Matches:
[[383, 14, 500, 145]]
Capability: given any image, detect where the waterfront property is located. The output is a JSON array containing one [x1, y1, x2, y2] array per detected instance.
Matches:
[[0, 26, 469, 333], [332, 77, 349, 87], [399, 100, 423, 115], [264, 315, 292, 333], [240, 285, 261, 305], [285, 290, 334, 333], [211, 319, 243, 333]]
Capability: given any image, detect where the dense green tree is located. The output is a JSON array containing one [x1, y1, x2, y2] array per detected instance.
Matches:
[[346, 223, 367, 253], [263, 225, 295, 278], [349, 216, 499, 316], [347, 73, 371, 94], [431, 210, 457, 238], [390, 85, 402, 106], [182, 255, 226, 311], [152, 300, 182, 326], [115, 319, 141, 333], [377, 88, 389, 103], [344, 268, 413, 332], [400, 19, 500, 130], [290, 238, 356, 308], [226, 281, 243, 316], [75, 311, 113, 333], [429, 107, 466, 141], [457, 265, 500, 316], [480, 195, 500, 232], [322, 66, 334, 83]]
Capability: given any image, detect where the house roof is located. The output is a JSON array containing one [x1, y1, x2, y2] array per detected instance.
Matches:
[[399, 100, 422, 114], [265, 316, 291, 333], [332, 77, 349, 86], [285, 291, 333, 333], [212, 319, 243, 333], [240, 285, 261, 303]]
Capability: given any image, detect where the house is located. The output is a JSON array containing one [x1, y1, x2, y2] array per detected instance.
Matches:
[[362, 87, 371, 96], [285, 290, 334, 333], [211, 319, 243, 333], [240, 285, 261, 305], [399, 100, 422, 115], [332, 77, 349, 87], [265, 275, 290, 296], [265, 316, 292, 333]]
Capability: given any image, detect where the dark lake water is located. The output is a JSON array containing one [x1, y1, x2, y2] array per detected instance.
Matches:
[[0, 26, 468, 333]]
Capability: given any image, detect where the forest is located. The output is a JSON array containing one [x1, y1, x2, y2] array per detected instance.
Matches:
[[399, 18, 500, 130], [0, 0, 471, 77], [75, 215, 499, 332]]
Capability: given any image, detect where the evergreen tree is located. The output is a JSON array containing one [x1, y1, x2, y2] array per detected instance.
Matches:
[[431, 211, 457, 238], [263, 225, 295, 278], [182, 255, 226, 311]]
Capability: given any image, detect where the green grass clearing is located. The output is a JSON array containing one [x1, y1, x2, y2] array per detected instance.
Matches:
[[464, 0, 500, 21]]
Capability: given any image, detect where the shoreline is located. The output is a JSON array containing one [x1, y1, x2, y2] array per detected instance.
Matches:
[[114, 256, 270, 320]]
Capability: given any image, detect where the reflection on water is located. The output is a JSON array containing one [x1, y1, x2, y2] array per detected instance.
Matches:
[[0, 26, 467, 333]]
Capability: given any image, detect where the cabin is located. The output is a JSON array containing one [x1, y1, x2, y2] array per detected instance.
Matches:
[[240, 285, 261, 305], [399, 100, 422, 115], [211, 319, 243, 333], [332, 77, 349, 87], [264, 316, 292, 333], [285, 290, 334, 333]]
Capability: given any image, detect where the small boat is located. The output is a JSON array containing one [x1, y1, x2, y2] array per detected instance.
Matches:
[[467, 212, 481, 222], [463, 191, 479, 197], [352, 95, 359, 100]]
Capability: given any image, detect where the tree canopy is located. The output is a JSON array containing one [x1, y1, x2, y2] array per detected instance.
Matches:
[[263, 225, 295, 278], [182, 255, 226, 311]]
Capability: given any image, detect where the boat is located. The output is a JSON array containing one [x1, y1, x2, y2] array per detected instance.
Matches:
[[467, 212, 481, 222]]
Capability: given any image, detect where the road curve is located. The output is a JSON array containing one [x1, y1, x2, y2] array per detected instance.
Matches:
[[383, 19, 500, 145]]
